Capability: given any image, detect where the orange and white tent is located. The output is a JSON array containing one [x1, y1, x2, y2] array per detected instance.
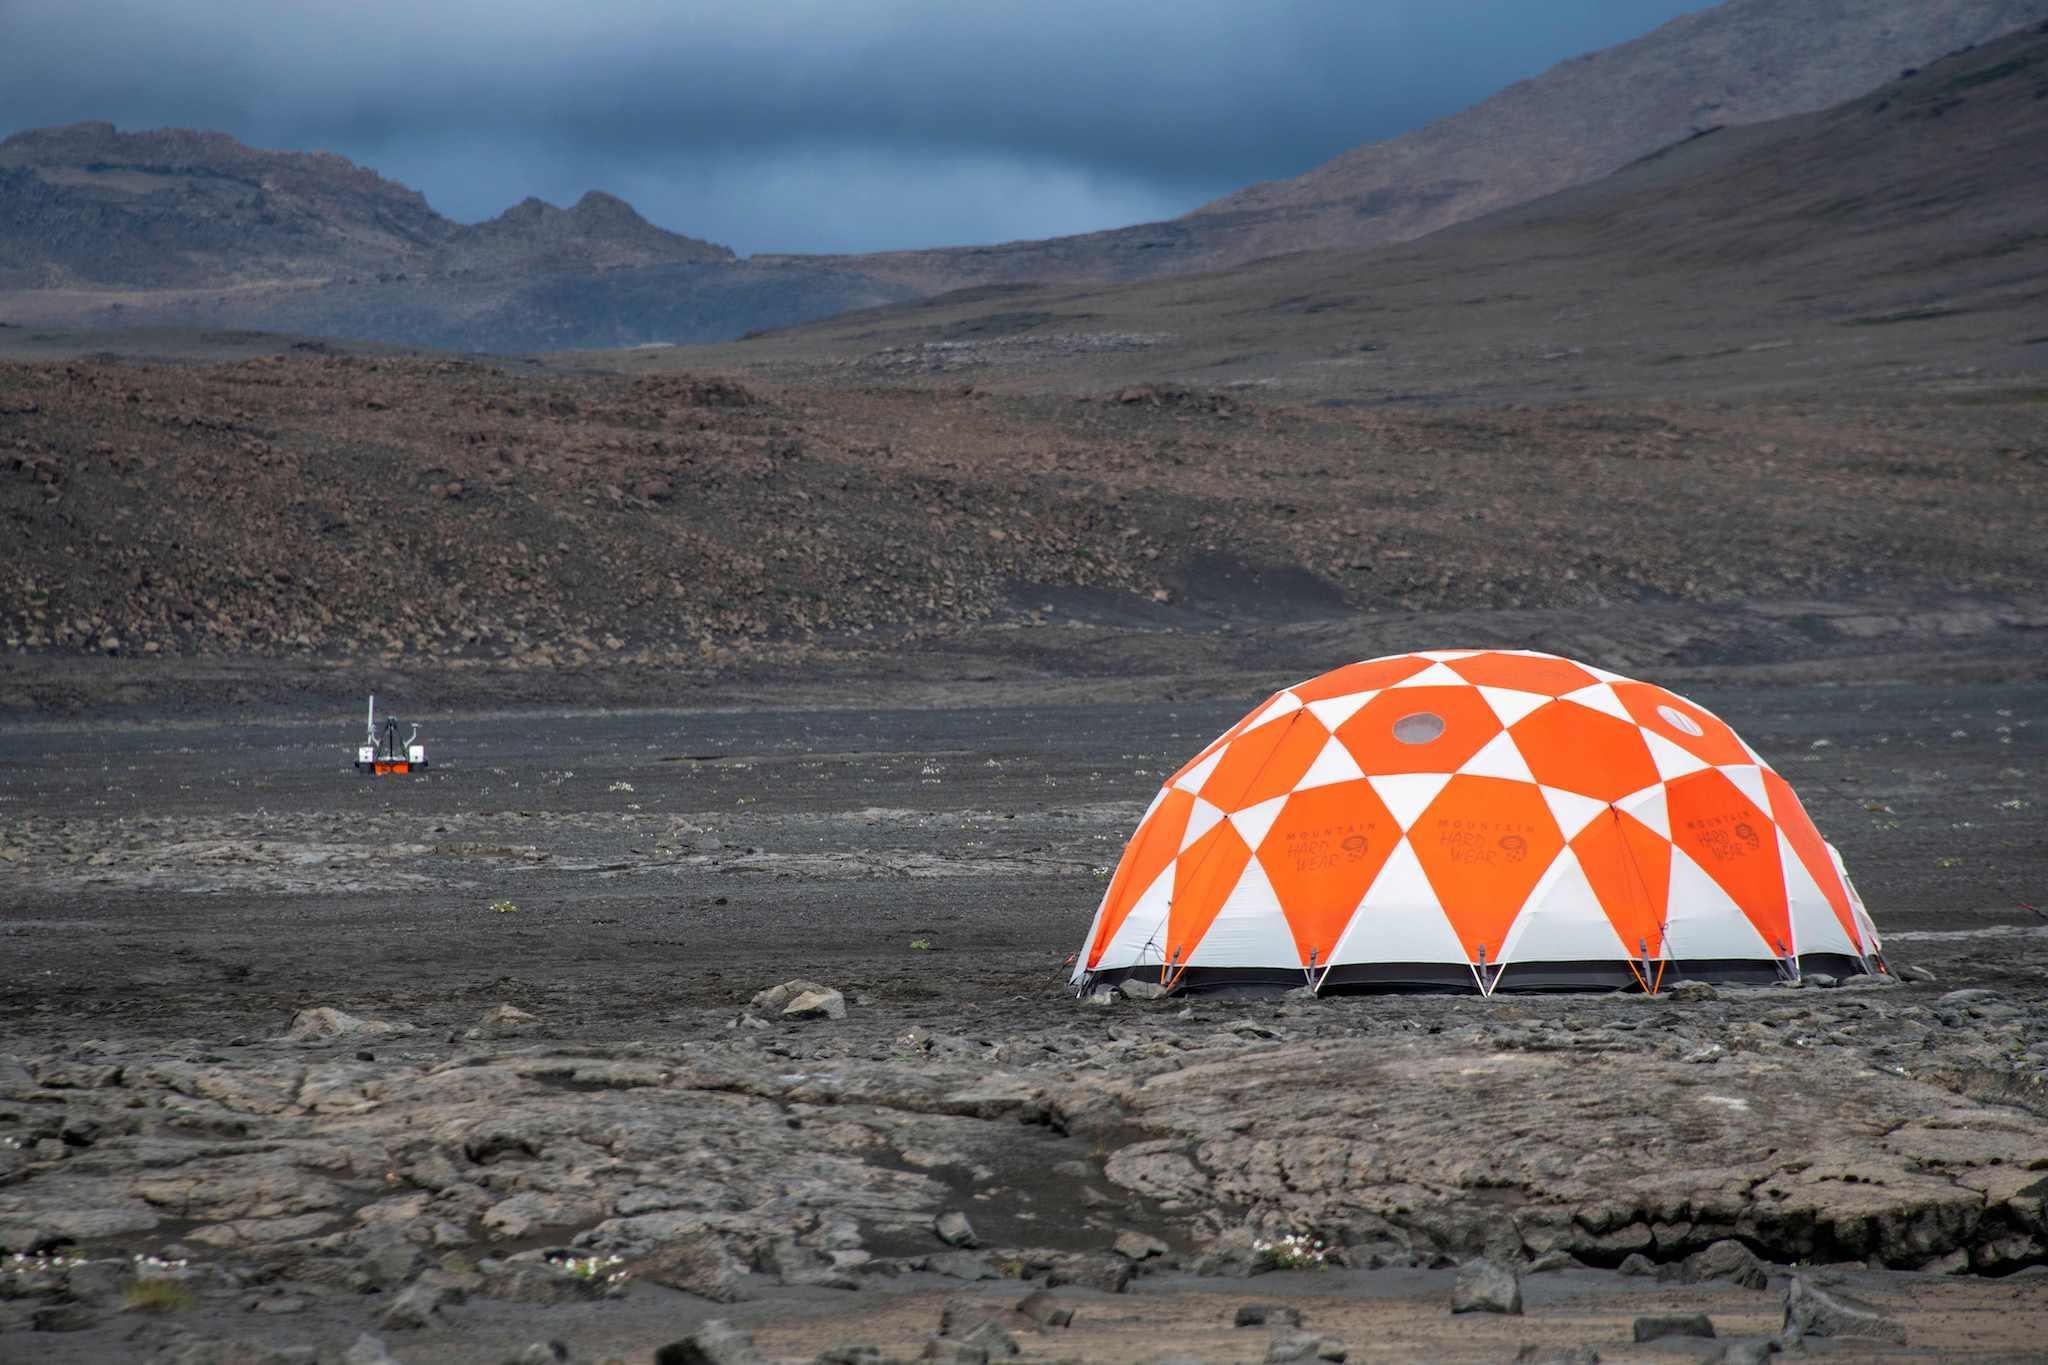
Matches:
[[1074, 650, 1883, 995]]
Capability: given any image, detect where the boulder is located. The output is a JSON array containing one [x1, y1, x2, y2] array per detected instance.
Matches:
[[1450, 1257, 1522, 1314], [1015, 1289, 1072, 1328], [1682, 1239, 1770, 1290], [283, 1008, 410, 1043], [749, 980, 834, 1014], [1781, 1275, 1906, 1343], [502, 1345, 569, 1365], [378, 1279, 447, 1329], [1267, 1330, 1346, 1362], [783, 989, 847, 1021], [934, 1210, 978, 1248], [656, 1320, 766, 1365], [635, 1230, 749, 1302], [1634, 1313, 1715, 1341], [1514, 1349, 1600, 1364], [1668, 980, 1718, 1003], [1236, 1304, 1305, 1327], [1112, 1229, 1169, 1261], [1117, 980, 1172, 1001]]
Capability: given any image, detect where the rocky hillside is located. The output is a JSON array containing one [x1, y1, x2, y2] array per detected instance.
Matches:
[[769, 0, 2048, 292], [0, 124, 904, 350]]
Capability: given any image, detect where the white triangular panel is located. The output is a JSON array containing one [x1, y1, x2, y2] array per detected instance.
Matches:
[[1643, 729, 1709, 782], [1305, 690, 1378, 731], [1539, 785, 1608, 842], [1720, 763, 1771, 813], [1073, 881, 1115, 982], [1390, 661, 1466, 689], [1478, 686, 1551, 729], [1367, 772, 1453, 831], [1184, 859, 1299, 968], [1663, 847, 1774, 961], [1241, 691, 1303, 733], [1497, 848, 1630, 964], [1458, 731, 1536, 783], [1172, 746, 1226, 794], [1297, 735, 1367, 790], [1228, 794, 1289, 853], [1559, 682, 1631, 723], [1093, 863, 1175, 972], [1179, 797, 1225, 851], [1780, 829, 1854, 959], [1416, 649, 1481, 661], [1326, 838, 1469, 965], [1616, 784, 1671, 839]]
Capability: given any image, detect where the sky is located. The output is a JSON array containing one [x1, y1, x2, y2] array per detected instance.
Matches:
[[0, 1, 1718, 256]]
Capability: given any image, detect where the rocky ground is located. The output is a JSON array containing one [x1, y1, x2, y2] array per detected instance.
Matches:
[[2, 683, 2045, 1362]]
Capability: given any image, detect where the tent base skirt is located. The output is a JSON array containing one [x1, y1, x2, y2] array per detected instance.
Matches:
[[1081, 953, 1870, 997]]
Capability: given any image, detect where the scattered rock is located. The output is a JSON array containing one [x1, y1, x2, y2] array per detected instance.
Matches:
[[1450, 1257, 1522, 1315], [1042, 1251, 1132, 1293], [1015, 1290, 1072, 1328], [1267, 1329, 1346, 1362], [815, 1347, 883, 1365], [1514, 1349, 1600, 1365], [468, 1004, 539, 1038], [1682, 1239, 1770, 1290], [920, 1339, 989, 1364], [1781, 1275, 1906, 1343], [934, 1210, 978, 1248], [1938, 988, 1997, 1007], [1112, 1229, 1169, 1261], [283, 1007, 409, 1043], [783, 988, 848, 1021], [749, 979, 835, 1014], [1117, 980, 1172, 1001], [635, 1230, 750, 1302], [1839, 973, 1897, 990], [1617, 1252, 1657, 1277], [1668, 980, 1718, 1003], [1899, 965, 1937, 983], [1527, 1250, 1574, 1273], [1634, 1313, 1715, 1341], [1237, 1303, 1306, 1327], [1806, 973, 1839, 989], [379, 1279, 448, 1330], [656, 1320, 766, 1365]]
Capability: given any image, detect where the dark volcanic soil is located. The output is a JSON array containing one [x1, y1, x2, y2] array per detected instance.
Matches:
[[3, 681, 2046, 1362]]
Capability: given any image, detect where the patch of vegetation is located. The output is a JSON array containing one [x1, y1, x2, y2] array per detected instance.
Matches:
[[123, 1279, 198, 1313]]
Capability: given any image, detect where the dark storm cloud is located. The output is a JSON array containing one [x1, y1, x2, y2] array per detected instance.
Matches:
[[0, 1, 1716, 253]]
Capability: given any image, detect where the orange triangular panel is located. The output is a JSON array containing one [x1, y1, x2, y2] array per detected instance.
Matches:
[[1255, 778, 1400, 965], [1336, 686, 1505, 775], [1511, 702, 1661, 802], [1612, 682, 1751, 767], [1445, 652, 1598, 696], [1088, 787, 1194, 968], [1762, 769, 1859, 949], [1290, 655, 1431, 703], [1201, 710, 1330, 811], [1572, 808, 1666, 959], [1666, 769, 1792, 955], [1165, 821, 1254, 966], [1407, 775, 1564, 963]]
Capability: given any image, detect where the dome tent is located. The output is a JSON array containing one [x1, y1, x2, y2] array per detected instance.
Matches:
[[1074, 650, 1884, 996]]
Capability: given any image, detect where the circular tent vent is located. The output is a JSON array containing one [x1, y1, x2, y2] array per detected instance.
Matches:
[[1657, 704, 1705, 737], [1075, 649, 1883, 997], [1392, 712, 1445, 744]]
